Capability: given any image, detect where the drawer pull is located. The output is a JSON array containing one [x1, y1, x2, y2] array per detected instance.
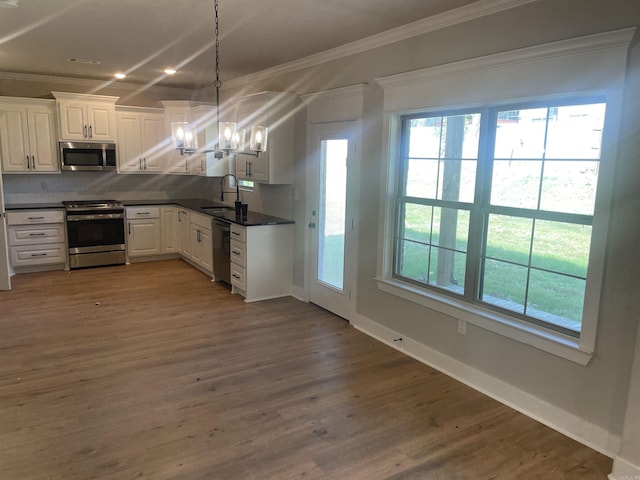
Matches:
[[232, 274, 241, 279], [232, 231, 241, 236], [232, 250, 241, 255], [30, 253, 48, 257], [28, 216, 45, 220], [29, 233, 46, 236], [137, 212, 151, 215]]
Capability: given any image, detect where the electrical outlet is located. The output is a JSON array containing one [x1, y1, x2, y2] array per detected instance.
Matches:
[[457, 320, 467, 336]]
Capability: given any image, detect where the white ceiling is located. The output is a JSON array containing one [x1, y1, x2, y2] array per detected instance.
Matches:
[[0, 0, 482, 90]]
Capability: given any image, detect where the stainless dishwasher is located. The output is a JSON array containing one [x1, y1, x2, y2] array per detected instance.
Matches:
[[212, 219, 231, 284]]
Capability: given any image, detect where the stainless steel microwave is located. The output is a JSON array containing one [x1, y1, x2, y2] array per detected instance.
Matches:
[[59, 142, 117, 171]]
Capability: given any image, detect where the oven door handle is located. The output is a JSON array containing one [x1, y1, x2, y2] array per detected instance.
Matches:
[[66, 213, 125, 221]]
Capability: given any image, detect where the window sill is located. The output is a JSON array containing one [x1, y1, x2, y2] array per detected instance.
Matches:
[[376, 277, 593, 365]]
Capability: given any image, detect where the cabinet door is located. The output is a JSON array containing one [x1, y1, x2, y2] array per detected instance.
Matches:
[[164, 109, 190, 174], [117, 113, 143, 172], [140, 114, 165, 172], [127, 219, 161, 256], [86, 103, 115, 141], [160, 207, 177, 253], [190, 225, 212, 272], [177, 210, 191, 258], [198, 227, 213, 271], [0, 105, 30, 172], [28, 106, 58, 172], [58, 102, 87, 140]]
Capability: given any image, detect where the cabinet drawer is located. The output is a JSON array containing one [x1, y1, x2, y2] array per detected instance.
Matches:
[[8, 224, 65, 246], [230, 224, 246, 243], [230, 240, 246, 267], [7, 209, 64, 225], [126, 207, 160, 219], [10, 243, 66, 267], [230, 264, 246, 291]]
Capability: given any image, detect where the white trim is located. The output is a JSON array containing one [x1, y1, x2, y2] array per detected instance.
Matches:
[[374, 28, 633, 365], [225, 0, 541, 88], [377, 278, 592, 365], [376, 28, 636, 92], [375, 28, 635, 113], [290, 284, 307, 303], [351, 312, 621, 457], [609, 457, 640, 480], [0, 71, 195, 99], [302, 84, 367, 124]]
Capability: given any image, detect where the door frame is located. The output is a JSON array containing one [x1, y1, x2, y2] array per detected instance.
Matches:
[[305, 120, 361, 321]]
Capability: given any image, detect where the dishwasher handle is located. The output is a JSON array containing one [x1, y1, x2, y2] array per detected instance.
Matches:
[[213, 219, 231, 230]]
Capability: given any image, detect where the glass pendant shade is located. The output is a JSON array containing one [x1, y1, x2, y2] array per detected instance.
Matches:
[[250, 126, 268, 153], [171, 122, 197, 153], [218, 122, 239, 151]]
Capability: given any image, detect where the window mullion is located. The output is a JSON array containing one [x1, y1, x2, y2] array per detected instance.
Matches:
[[465, 108, 495, 302]]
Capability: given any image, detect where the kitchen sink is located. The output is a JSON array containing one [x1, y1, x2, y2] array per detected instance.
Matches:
[[201, 207, 233, 214]]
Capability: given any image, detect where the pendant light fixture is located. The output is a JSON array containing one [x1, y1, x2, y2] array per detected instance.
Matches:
[[171, 0, 268, 158]]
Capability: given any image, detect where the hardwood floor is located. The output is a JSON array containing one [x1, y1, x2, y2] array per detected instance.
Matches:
[[0, 260, 612, 479]]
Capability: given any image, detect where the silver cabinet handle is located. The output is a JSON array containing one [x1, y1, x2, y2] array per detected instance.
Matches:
[[231, 231, 240, 236], [83, 125, 88, 138], [232, 273, 241, 279], [232, 250, 240, 255], [26, 155, 30, 169], [89, 125, 92, 139], [139, 158, 142, 170], [29, 233, 46, 236], [143, 158, 147, 170], [128, 222, 131, 235], [28, 216, 45, 220], [30, 253, 48, 257], [31, 156, 35, 170]]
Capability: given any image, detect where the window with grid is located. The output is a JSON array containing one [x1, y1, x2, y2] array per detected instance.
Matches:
[[394, 98, 606, 335]]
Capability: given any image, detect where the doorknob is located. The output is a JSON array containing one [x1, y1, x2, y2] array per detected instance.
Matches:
[[308, 222, 316, 229]]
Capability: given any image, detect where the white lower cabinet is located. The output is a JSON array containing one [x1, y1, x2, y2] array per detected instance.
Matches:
[[177, 208, 191, 258], [126, 207, 161, 257], [160, 206, 177, 253], [230, 223, 292, 302], [189, 212, 213, 274], [6, 209, 67, 272]]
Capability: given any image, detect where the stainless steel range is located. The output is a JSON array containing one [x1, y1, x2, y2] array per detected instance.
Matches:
[[63, 200, 126, 269]]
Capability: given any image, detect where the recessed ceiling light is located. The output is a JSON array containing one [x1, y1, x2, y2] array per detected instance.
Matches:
[[0, 0, 19, 7], [114, 73, 127, 80], [164, 68, 177, 75]]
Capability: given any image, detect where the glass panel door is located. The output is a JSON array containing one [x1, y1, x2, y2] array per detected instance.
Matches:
[[318, 138, 348, 290]]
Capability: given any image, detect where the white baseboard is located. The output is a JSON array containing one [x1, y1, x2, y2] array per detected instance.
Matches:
[[290, 284, 307, 303], [351, 312, 621, 458], [609, 457, 640, 479]]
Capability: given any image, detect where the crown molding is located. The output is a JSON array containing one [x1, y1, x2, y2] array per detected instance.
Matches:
[[225, 0, 540, 88], [301, 84, 367, 104], [0, 71, 194, 98], [375, 27, 637, 90]]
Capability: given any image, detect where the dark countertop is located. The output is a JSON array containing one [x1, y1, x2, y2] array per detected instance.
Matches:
[[4, 198, 294, 226], [123, 199, 294, 227], [5, 202, 64, 210]]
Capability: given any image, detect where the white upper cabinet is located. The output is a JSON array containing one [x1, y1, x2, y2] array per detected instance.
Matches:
[[116, 107, 166, 173], [52, 92, 118, 142], [232, 91, 297, 184], [0, 98, 59, 173], [161, 101, 193, 175]]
